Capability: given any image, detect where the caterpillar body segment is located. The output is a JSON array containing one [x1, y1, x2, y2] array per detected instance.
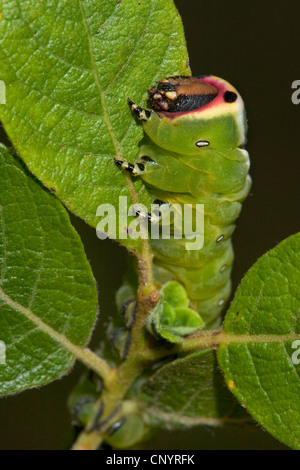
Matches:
[[124, 75, 251, 328]]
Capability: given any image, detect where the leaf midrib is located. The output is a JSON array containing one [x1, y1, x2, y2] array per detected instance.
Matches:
[[142, 407, 252, 427], [78, 0, 143, 208], [78, 0, 121, 157], [0, 286, 111, 379]]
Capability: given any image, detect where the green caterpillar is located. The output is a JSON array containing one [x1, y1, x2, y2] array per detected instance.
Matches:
[[116, 75, 251, 328], [69, 75, 251, 442]]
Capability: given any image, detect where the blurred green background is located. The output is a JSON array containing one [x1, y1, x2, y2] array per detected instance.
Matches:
[[0, 0, 299, 449]]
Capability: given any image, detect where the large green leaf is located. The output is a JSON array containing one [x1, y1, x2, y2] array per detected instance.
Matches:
[[138, 349, 248, 429], [0, 0, 190, 251], [0, 145, 98, 395], [218, 233, 300, 449]]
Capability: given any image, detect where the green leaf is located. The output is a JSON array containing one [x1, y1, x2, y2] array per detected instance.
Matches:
[[0, 0, 190, 251], [0, 145, 98, 395], [146, 281, 204, 343], [218, 233, 300, 449], [138, 349, 248, 429]]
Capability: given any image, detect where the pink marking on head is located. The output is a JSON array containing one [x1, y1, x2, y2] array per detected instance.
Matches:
[[157, 76, 235, 120]]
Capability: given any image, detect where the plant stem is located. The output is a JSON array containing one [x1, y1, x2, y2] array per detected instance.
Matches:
[[177, 329, 300, 352], [72, 350, 148, 450]]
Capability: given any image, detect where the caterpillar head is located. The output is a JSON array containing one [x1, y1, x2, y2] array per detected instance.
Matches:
[[143, 75, 247, 155]]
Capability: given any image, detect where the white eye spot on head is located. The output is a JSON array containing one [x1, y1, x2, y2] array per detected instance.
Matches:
[[218, 299, 225, 307], [196, 140, 210, 148], [216, 235, 224, 243]]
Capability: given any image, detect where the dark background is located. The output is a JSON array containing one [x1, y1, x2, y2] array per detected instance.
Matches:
[[0, 0, 299, 450]]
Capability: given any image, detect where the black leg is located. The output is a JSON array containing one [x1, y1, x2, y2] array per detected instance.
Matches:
[[128, 98, 152, 121]]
